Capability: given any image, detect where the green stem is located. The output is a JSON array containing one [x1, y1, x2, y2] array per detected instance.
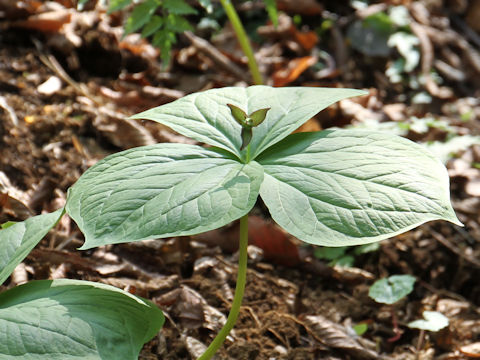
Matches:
[[198, 214, 249, 360], [219, 0, 263, 85]]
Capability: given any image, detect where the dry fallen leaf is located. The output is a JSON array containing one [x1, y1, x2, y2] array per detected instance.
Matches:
[[303, 315, 379, 360], [273, 56, 317, 87]]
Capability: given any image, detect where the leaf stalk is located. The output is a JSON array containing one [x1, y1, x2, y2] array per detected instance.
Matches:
[[198, 213, 249, 359]]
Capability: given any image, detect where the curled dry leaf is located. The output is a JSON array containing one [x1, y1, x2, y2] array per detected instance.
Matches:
[[303, 315, 379, 360], [273, 56, 317, 87], [157, 286, 226, 332], [0, 171, 32, 221], [183, 336, 209, 359]]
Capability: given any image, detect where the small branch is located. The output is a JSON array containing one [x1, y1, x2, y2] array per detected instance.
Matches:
[[183, 31, 249, 83]]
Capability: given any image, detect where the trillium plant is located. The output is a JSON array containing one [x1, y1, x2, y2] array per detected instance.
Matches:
[[0, 86, 461, 359]]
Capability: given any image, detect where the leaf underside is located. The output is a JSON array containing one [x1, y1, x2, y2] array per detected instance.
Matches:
[[130, 86, 367, 160], [0, 279, 164, 360], [0, 209, 64, 285], [257, 129, 461, 247], [66, 143, 264, 249]]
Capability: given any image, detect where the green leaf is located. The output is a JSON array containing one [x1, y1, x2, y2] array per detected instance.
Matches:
[[353, 323, 368, 336], [0, 279, 164, 359], [368, 274, 416, 304], [257, 129, 461, 246], [163, 0, 198, 15], [331, 254, 354, 267], [130, 86, 366, 160], [165, 13, 193, 32], [65, 144, 263, 249], [124, 0, 159, 35], [141, 15, 163, 38], [408, 311, 449, 332], [227, 103, 248, 125], [240, 127, 253, 150], [314, 246, 347, 261], [353, 242, 380, 255], [0, 209, 64, 285], [1, 221, 16, 229], [248, 107, 270, 127], [152, 28, 176, 65], [107, 0, 132, 13]]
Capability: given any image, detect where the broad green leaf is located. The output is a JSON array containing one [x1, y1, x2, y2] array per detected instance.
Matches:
[[124, 0, 159, 35], [163, 0, 198, 15], [257, 129, 461, 247], [0, 279, 164, 360], [130, 86, 366, 160], [0, 209, 64, 285], [66, 144, 263, 249], [408, 311, 449, 332], [368, 274, 416, 304]]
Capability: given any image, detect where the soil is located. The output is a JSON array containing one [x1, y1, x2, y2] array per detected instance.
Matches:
[[1, 1, 480, 359]]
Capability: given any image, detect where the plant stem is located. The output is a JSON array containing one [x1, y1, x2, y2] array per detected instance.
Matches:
[[219, 0, 263, 85], [198, 213, 249, 360]]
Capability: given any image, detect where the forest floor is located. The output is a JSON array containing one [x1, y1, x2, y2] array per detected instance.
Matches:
[[1, 0, 480, 359]]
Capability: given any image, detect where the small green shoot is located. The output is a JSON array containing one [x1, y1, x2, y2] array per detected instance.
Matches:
[[369, 274, 416, 305], [353, 322, 369, 336], [369, 274, 417, 342], [408, 311, 449, 332]]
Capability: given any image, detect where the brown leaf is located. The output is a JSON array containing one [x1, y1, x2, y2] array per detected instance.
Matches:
[[303, 315, 380, 359], [273, 56, 317, 87], [277, 0, 323, 15], [157, 286, 226, 332], [293, 30, 318, 51], [13, 9, 72, 32], [0, 171, 33, 221]]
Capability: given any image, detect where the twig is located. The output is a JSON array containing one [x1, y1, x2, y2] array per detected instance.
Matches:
[[451, 14, 480, 50], [430, 228, 480, 268], [184, 31, 251, 83], [32, 38, 101, 105], [410, 22, 453, 98]]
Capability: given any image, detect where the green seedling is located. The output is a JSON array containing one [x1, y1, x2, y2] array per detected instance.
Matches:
[[369, 274, 416, 342], [227, 104, 270, 149], [0, 86, 461, 359], [408, 311, 449, 358], [78, 0, 276, 83]]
